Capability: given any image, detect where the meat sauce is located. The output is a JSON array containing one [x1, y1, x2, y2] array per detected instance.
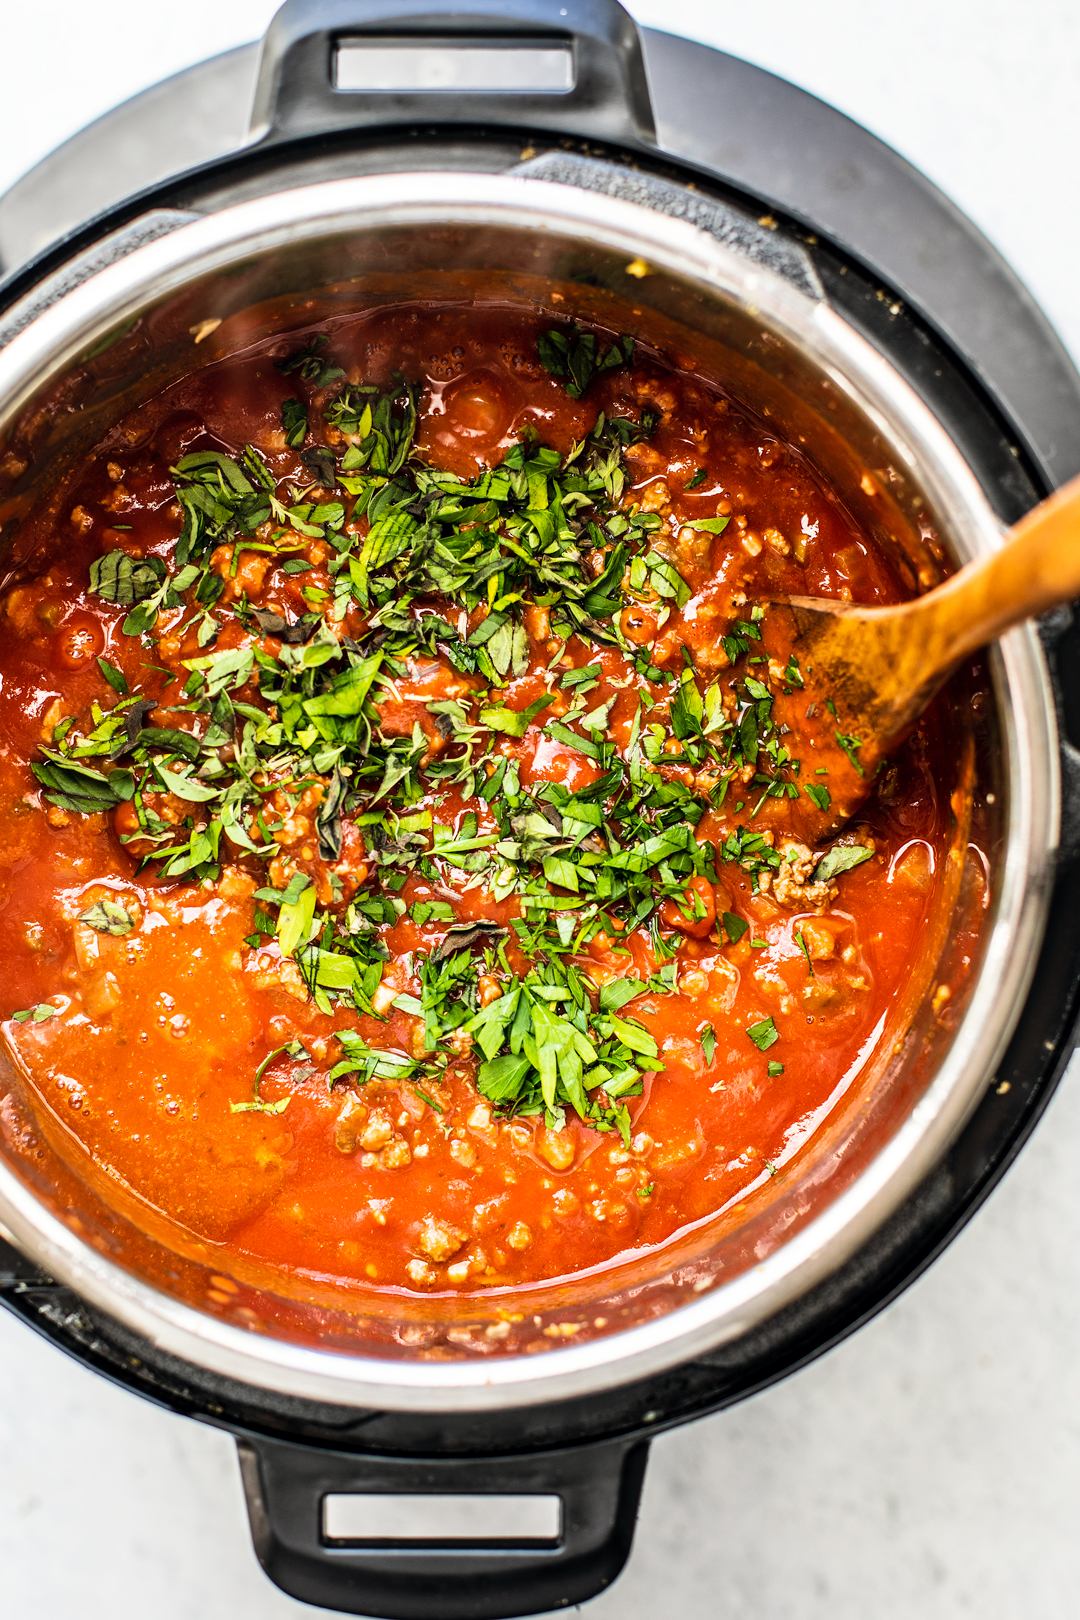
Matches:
[[0, 303, 962, 1297]]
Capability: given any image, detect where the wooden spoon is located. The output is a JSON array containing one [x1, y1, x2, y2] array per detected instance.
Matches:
[[764, 473, 1080, 843]]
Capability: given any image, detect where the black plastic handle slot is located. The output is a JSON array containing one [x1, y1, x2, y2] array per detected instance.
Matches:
[[238, 1432, 649, 1619], [249, 0, 656, 149]]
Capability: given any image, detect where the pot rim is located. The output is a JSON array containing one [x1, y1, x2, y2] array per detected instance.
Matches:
[[0, 171, 1059, 1411]]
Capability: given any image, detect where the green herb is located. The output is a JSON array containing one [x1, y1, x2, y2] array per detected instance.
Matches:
[[684, 468, 708, 490], [637, 1183, 655, 1198], [275, 334, 345, 389], [231, 1039, 307, 1114], [32, 755, 128, 815], [814, 843, 874, 882], [767, 1060, 784, 1076], [96, 656, 128, 695], [680, 516, 730, 535], [465, 958, 659, 1137], [722, 911, 748, 944], [412, 900, 456, 926], [537, 324, 634, 398], [332, 380, 418, 482], [599, 978, 646, 1013], [328, 1030, 426, 1086], [89, 550, 166, 607], [277, 878, 317, 958], [795, 929, 814, 976], [747, 1015, 779, 1051], [805, 782, 831, 812], [700, 1024, 716, 1064], [78, 899, 135, 936], [836, 730, 865, 775], [479, 694, 553, 737], [12, 1003, 57, 1023], [34, 340, 816, 1117], [281, 398, 308, 447]]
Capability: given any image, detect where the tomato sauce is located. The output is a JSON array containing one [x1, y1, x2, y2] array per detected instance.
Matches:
[[0, 303, 963, 1299]]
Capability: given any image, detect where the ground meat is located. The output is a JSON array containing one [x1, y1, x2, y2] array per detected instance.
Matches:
[[771, 840, 839, 913]]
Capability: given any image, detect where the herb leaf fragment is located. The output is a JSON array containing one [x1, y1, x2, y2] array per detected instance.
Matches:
[[78, 900, 135, 936], [746, 1015, 779, 1052], [814, 844, 873, 883], [11, 1004, 57, 1024]]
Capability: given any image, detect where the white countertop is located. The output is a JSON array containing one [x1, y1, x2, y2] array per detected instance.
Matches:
[[2, 3, 1079, 1615]]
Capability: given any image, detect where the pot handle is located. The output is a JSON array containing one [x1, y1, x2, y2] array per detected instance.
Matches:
[[249, 0, 656, 149], [237, 1432, 649, 1619]]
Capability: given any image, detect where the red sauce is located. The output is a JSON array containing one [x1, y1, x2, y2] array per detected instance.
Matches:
[[0, 303, 962, 1297]]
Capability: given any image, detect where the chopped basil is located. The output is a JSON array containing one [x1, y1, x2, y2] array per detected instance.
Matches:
[[78, 900, 135, 936], [537, 324, 634, 399], [835, 730, 865, 776], [747, 1016, 779, 1051], [275, 334, 345, 389], [280, 397, 308, 448], [12, 1004, 57, 1024], [467, 957, 659, 1141], [479, 695, 553, 737], [96, 657, 128, 695], [681, 516, 730, 535], [814, 844, 874, 883], [599, 977, 646, 1013], [33, 329, 821, 1141], [231, 1038, 308, 1114]]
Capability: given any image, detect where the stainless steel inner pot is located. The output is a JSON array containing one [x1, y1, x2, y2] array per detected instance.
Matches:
[[0, 171, 1059, 1412]]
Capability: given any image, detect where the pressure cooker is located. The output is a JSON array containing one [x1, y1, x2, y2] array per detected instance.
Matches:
[[1, 4, 1078, 1616]]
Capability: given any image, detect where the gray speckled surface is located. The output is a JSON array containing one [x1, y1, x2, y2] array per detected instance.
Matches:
[[1, 3, 1079, 1615]]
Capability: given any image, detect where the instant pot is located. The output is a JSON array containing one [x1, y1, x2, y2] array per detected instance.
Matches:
[[2, 4, 1079, 1616]]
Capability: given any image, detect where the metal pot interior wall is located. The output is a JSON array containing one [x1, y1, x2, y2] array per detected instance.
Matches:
[[0, 188, 1048, 1403]]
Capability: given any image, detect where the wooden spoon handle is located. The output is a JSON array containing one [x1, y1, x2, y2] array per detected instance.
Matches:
[[913, 472, 1080, 676]]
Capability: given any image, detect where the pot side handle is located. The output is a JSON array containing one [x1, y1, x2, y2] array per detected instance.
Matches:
[[237, 1432, 649, 1619], [248, 0, 657, 150]]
